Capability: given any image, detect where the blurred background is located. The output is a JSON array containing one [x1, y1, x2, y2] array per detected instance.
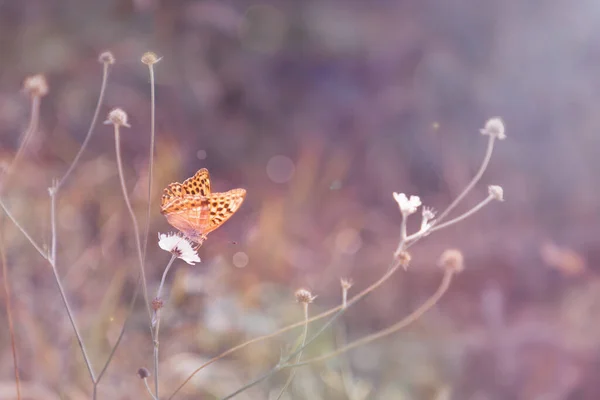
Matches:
[[0, 0, 599, 399]]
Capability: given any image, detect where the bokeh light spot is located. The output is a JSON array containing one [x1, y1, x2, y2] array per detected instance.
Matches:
[[196, 149, 207, 160], [233, 251, 249, 268], [266, 155, 295, 183]]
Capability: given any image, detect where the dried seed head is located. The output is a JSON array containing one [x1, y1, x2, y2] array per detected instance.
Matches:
[[141, 51, 162, 65], [340, 278, 353, 291], [151, 298, 163, 311], [480, 117, 506, 140], [137, 367, 150, 379], [488, 185, 504, 202], [98, 51, 115, 65], [23, 74, 48, 97], [104, 108, 131, 128], [438, 249, 464, 273], [295, 288, 316, 304], [396, 250, 412, 270]]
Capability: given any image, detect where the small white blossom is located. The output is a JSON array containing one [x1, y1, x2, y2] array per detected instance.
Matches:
[[421, 206, 436, 231], [393, 192, 422, 216], [158, 233, 200, 265], [480, 117, 506, 140], [488, 185, 504, 201]]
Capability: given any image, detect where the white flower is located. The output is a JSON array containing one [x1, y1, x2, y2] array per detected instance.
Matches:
[[480, 117, 506, 140], [393, 192, 422, 216], [158, 233, 200, 265]]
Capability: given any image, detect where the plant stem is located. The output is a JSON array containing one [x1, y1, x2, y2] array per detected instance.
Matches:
[[113, 124, 154, 333], [57, 61, 111, 189], [435, 135, 496, 224], [288, 269, 454, 367], [275, 302, 309, 400], [153, 254, 176, 399], [142, 62, 157, 260], [3, 95, 40, 190], [168, 261, 402, 399]]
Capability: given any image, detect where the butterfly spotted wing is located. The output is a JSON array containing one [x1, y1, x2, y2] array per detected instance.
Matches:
[[182, 168, 211, 197], [161, 169, 246, 242], [205, 188, 246, 234], [161, 168, 211, 213]]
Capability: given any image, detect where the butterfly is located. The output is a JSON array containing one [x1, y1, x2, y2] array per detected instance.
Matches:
[[160, 168, 246, 246]]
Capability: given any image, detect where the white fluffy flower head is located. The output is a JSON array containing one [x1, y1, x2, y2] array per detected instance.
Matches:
[[158, 233, 200, 265], [393, 192, 422, 216]]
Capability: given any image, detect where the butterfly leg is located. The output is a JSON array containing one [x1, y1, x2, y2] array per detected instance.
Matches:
[[192, 234, 208, 251]]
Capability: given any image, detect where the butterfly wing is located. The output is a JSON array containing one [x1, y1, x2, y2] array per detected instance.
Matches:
[[161, 182, 185, 213], [162, 195, 211, 241], [205, 188, 246, 234], [182, 168, 211, 197]]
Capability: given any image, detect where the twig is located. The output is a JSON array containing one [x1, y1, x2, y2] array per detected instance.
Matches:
[[434, 135, 496, 224], [112, 122, 154, 332], [0, 198, 46, 259], [275, 301, 309, 400], [168, 261, 402, 400], [288, 269, 454, 366], [428, 195, 494, 233], [56, 59, 111, 190], [3, 95, 40, 190], [96, 274, 143, 383], [153, 254, 177, 399]]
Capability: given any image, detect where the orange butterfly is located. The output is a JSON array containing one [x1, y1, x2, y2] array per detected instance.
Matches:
[[160, 168, 246, 246]]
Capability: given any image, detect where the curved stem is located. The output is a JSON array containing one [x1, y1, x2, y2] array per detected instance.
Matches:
[[435, 135, 496, 224], [3, 95, 40, 189], [49, 250, 97, 383], [168, 261, 402, 399], [113, 125, 154, 333], [142, 63, 157, 261], [96, 274, 142, 383], [289, 269, 454, 367], [57, 62, 111, 189], [275, 303, 309, 400], [0, 198, 46, 259], [153, 254, 176, 399], [428, 195, 494, 233]]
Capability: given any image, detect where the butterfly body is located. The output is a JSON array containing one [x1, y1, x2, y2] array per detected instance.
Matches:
[[161, 169, 246, 244]]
